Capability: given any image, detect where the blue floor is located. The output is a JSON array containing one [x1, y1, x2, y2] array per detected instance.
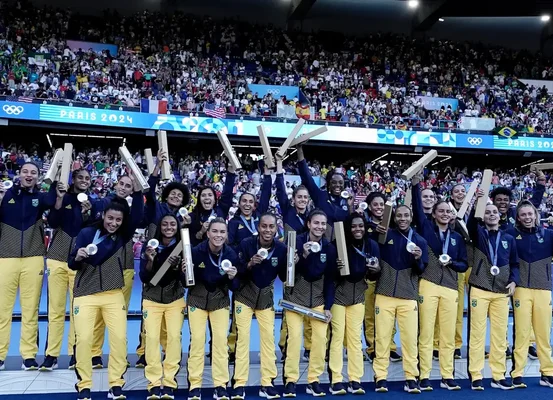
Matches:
[[0, 379, 549, 399]]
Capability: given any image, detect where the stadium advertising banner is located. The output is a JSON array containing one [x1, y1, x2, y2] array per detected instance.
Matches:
[[1, 100, 551, 153], [66, 40, 119, 55], [247, 84, 299, 99], [415, 96, 459, 111]]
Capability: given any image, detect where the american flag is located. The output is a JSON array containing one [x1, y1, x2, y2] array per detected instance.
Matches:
[[204, 104, 226, 119], [6, 95, 33, 103], [215, 84, 225, 96]]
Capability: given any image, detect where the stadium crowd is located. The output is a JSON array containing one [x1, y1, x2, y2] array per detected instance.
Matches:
[[2, 1, 553, 131], [1, 137, 553, 399], [2, 142, 553, 223]]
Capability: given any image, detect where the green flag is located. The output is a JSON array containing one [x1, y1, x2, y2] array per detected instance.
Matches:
[[494, 126, 518, 138]]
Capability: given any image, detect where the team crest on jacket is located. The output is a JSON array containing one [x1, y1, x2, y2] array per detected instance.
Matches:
[[73, 306, 79, 315], [375, 306, 380, 315], [451, 239, 456, 246], [514, 300, 520, 308], [236, 305, 242, 314], [32, 199, 39, 207], [143, 310, 148, 319], [471, 299, 477, 307], [502, 241, 508, 249], [320, 253, 327, 262], [271, 257, 278, 267]]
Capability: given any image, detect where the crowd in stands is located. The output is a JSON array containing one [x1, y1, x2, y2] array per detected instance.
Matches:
[[2, 142, 553, 232], [1, 1, 553, 132]]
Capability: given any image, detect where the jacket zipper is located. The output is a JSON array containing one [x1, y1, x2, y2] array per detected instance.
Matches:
[[20, 194, 24, 257], [439, 257, 444, 285], [528, 237, 532, 287]]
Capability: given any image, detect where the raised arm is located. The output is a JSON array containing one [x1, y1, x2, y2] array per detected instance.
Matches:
[[39, 180, 59, 211], [296, 146, 324, 205], [218, 167, 236, 217], [530, 172, 546, 209], [257, 165, 272, 214], [410, 179, 427, 232]]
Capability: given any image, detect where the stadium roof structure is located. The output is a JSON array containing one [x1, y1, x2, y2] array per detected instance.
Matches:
[[288, 0, 553, 27], [285, 0, 553, 51]]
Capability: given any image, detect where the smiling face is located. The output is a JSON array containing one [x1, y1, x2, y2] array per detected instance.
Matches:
[[258, 215, 277, 243], [307, 214, 327, 240], [329, 174, 344, 196], [421, 189, 435, 210], [351, 217, 365, 240], [451, 185, 466, 206], [115, 176, 133, 198], [484, 204, 500, 228], [369, 197, 385, 219], [167, 189, 184, 208], [160, 216, 178, 239], [293, 188, 309, 211], [103, 209, 124, 233], [239, 193, 256, 217], [73, 170, 91, 192], [20, 163, 39, 189], [200, 188, 215, 210], [394, 206, 412, 231], [493, 193, 510, 215], [433, 202, 452, 226], [517, 205, 536, 229], [207, 222, 227, 248]]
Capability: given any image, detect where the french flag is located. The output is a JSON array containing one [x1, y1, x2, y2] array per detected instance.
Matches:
[[140, 99, 168, 114]]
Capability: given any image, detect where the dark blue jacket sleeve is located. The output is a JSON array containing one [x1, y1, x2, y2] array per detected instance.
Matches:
[[450, 237, 468, 272], [138, 245, 152, 283], [68, 231, 88, 270], [530, 183, 545, 209], [237, 239, 249, 275], [47, 197, 65, 229], [124, 191, 145, 242], [228, 251, 240, 291], [508, 236, 520, 285], [257, 174, 272, 213], [412, 237, 428, 274], [467, 210, 479, 242], [275, 173, 290, 216], [411, 183, 427, 233], [218, 172, 235, 218], [324, 244, 337, 310], [298, 159, 323, 206]]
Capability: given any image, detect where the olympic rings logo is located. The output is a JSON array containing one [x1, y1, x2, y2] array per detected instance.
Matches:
[[2, 105, 24, 115], [467, 137, 483, 146], [266, 89, 280, 95]]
